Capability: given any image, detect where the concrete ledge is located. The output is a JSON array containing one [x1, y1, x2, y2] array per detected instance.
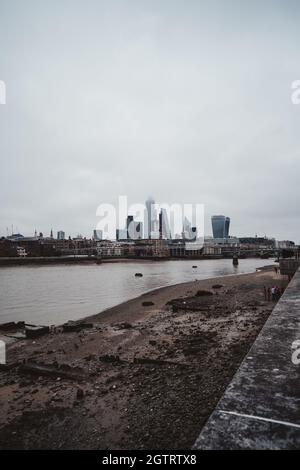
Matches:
[[193, 268, 300, 450], [280, 258, 300, 276]]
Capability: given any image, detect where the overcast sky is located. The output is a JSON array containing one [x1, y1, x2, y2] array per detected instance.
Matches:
[[0, 0, 300, 241]]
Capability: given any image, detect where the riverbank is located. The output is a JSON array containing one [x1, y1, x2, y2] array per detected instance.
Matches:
[[0, 267, 288, 449], [0, 256, 157, 267], [0, 255, 270, 267]]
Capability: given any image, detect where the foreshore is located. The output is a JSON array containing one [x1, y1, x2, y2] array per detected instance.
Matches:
[[0, 266, 288, 449]]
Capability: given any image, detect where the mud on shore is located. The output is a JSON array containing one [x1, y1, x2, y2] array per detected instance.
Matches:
[[0, 268, 288, 449]]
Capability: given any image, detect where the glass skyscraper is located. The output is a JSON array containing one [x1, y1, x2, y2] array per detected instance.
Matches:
[[159, 208, 171, 239], [145, 197, 157, 239], [211, 215, 230, 239]]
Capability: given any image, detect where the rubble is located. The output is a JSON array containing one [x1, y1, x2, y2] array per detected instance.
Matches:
[[99, 354, 122, 363], [195, 290, 213, 297], [76, 387, 85, 399], [62, 321, 93, 333], [113, 322, 133, 330], [133, 357, 186, 367], [0, 321, 25, 331], [18, 362, 88, 381], [25, 325, 50, 339]]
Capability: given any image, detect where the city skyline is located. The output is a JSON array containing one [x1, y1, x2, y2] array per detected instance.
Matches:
[[1, 218, 294, 244], [0, 200, 298, 243], [0, 194, 293, 242]]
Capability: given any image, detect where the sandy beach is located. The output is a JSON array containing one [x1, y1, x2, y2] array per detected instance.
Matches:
[[0, 266, 288, 449]]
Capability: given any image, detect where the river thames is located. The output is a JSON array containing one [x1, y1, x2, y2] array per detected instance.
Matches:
[[0, 258, 272, 325]]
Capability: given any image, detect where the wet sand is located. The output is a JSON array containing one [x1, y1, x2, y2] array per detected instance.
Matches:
[[0, 267, 288, 449]]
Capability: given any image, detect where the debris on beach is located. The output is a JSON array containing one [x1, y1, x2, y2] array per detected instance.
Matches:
[[195, 290, 213, 297], [0, 321, 25, 331], [62, 321, 93, 333], [25, 325, 50, 339], [113, 322, 133, 330], [76, 387, 85, 399], [19, 362, 88, 381], [99, 354, 122, 363]]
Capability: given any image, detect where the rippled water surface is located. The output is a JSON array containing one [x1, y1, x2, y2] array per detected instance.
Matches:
[[0, 259, 271, 325]]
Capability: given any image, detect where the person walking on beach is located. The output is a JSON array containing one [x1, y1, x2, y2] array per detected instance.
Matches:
[[275, 286, 281, 300], [267, 287, 271, 301], [271, 286, 276, 301]]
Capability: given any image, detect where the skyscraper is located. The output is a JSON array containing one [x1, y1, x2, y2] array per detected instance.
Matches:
[[225, 217, 230, 238], [159, 209, 171, 239], [116, 228, 128, 241], [145, 197, 156, 239], [126, 215, 134, 240], [182, 216, 196, 240], [126, 216, 143, 240], [57, 230, 65, 240], [211, 215, 230, 239], [93, 229, 103, 241], [133, 221, 143, 240]]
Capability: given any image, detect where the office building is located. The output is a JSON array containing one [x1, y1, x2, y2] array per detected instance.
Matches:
[[116, 229, 128, 241], [126, 216, 143, 240], [57, 231, 65, 240], [182, 217, 197, 241], [159, 209, 172, 239], [145, 197, 157, 239], [133, 221, 143, 240], [211, 215, 230, 239], [93, 229, 103, 241], [126, 215, 134, 239]]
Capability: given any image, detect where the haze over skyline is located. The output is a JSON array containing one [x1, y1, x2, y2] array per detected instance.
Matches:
[[1, 0, 300, 242]]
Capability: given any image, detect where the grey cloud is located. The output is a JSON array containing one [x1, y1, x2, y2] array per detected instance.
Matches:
[[0, 0, 300, 241]]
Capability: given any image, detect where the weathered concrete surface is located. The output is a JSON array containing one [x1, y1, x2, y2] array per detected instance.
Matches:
[[280, 258, 300, 277], [193, 268, 300, 450]]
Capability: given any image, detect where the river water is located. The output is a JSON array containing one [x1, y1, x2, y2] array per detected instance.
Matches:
[[0, 259, 272, 325]]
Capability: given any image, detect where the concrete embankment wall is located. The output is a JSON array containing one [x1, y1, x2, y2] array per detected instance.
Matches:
[[280, 258, 300, 277], [193, 268, 300, 450]]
